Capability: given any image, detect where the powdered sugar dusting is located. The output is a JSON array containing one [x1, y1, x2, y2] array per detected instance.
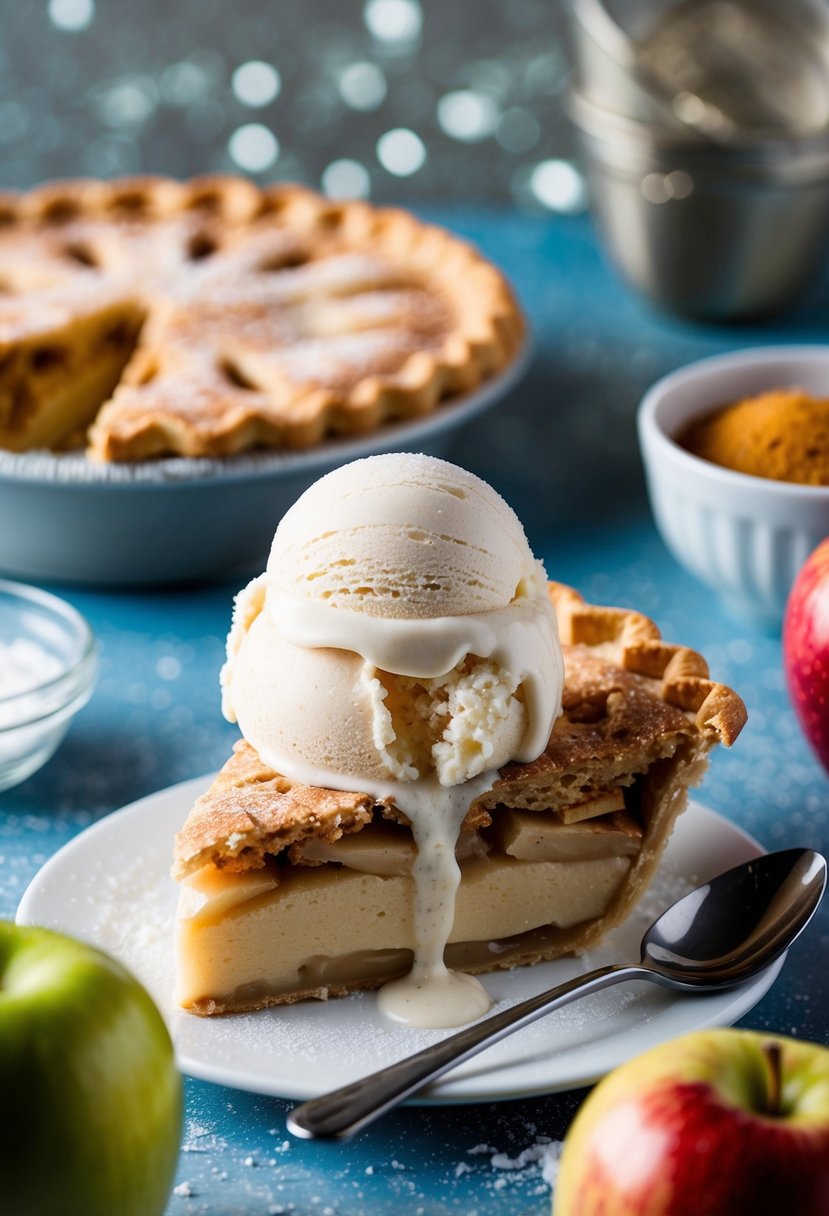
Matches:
[[162, 1123, 563, 1213], [252, 328, 428, 390]]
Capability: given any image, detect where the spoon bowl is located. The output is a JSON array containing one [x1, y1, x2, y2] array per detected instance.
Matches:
[[288, 848, 826, 1140], [641, 848, 827, 988]]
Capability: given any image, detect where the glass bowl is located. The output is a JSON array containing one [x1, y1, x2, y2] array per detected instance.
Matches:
[[0, 580, 97, 792]]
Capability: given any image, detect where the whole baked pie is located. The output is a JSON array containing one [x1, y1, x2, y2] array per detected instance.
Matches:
[[0, 176, 524, 460], [172, 583, 746, 1016]]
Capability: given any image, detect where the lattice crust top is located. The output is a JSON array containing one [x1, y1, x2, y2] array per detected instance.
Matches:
[[172, 582, 747, 880], [0, 176, 525, 461]]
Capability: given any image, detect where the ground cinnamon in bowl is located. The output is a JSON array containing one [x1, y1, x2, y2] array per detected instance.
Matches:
[[678, 389, 829, 486]]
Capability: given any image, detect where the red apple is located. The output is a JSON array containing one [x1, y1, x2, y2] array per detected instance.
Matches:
[[553, 1028, 829, 1216], [784, 538, 829, 773]]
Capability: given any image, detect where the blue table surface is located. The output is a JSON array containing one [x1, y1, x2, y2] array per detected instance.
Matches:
[[2, 208, 828, 1215]]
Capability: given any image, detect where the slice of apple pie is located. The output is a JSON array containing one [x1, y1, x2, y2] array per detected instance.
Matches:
[[0, 176, 523, 460], [173, 584, 746, 1016]]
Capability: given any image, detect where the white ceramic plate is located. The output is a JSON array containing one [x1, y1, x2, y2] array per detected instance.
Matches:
[[17, 775, 782, 1104], [0, 346, 530, 587]]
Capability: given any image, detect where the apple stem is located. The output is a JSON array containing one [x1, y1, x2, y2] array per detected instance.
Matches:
[[762, 1039, 783, 1117]]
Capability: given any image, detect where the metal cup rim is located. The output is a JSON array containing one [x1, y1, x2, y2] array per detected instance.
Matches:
[[567, 0, 829, 145], [567, 88, 829, 180]]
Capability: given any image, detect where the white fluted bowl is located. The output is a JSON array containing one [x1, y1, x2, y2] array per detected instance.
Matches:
[[638, 346, 829, 630]]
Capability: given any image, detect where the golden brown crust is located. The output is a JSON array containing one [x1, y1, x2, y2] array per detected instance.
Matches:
[[173, 739, 492, 880], [183, 973, 390, 1017], [0, 176, 525, 461], [174, 739, 375, 877]]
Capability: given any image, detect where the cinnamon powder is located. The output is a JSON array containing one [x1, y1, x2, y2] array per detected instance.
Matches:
[[678, 388, 829, 486]]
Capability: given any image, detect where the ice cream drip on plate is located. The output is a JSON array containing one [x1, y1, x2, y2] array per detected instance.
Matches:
[[221, 452, 565, 1028]]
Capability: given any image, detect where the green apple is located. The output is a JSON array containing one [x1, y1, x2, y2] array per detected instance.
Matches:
[[554, 1028, 829, 1216], [0, 922, 182, 1216]]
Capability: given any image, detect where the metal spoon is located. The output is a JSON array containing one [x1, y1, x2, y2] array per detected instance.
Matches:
[[287, 848, 826, 1141]]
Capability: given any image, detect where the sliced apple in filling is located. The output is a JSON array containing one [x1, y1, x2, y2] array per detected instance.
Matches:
[[494, 807, 641, 862], [0, 285, 144, 450], [558, 789, 626, 824]]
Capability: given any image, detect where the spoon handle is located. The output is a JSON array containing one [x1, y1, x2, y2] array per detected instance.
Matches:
[[287, 962, 648, 1140]]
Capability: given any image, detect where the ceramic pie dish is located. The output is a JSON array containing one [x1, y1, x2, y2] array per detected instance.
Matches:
[[0, 357, 528, 588]]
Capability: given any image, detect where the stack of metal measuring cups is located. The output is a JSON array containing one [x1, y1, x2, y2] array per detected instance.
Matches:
[[566, 0, 829, 319]]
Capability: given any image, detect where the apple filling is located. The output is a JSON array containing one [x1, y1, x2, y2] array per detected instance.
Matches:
[[0, 292, 145, 451], [174, 794, 642, 1013]]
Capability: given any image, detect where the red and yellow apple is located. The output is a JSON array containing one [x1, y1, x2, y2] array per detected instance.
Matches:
[[553, 1028, 829, 1216], [0, 921, 182, 1216], [784, 538, 829, 774]]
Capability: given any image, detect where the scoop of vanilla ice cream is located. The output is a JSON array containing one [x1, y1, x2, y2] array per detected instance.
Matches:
[[226, 615, 528, 788], [222, 453, 562, 792], [266, 451, 540, 618]]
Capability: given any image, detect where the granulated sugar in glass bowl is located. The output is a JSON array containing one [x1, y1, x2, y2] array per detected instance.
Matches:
[[0, 580, 96, 791]]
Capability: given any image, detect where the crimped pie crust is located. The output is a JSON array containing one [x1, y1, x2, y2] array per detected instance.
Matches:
[[174, 583, 746, 1013], [0, 175, 524, 461]]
